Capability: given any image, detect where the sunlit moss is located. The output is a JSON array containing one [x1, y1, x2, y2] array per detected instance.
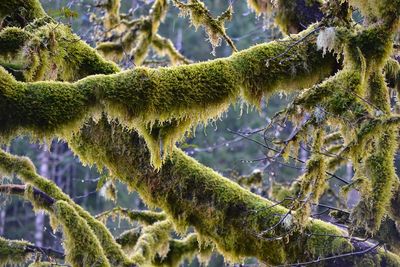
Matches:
[[28, 262, 54, 267], [0, 26, 335, 167]]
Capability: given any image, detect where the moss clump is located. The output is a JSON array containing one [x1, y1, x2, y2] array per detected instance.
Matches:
[[53, 200, 110, 267], [131, 220, 172, 265], [174, 0, 237, 53], [0, 237, 31, 266], [351, 128, 398, 233], [0, 0, 46, 26], [116, 228, 142, 254], [153, 233, 213, 267], [0, 27, 31, 57]]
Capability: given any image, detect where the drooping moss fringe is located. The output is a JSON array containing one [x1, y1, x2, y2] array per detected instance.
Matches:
[[0, 26, 336, 167], [69, 117, 400, 265]]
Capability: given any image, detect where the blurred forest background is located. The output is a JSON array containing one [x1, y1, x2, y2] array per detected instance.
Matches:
[[0, 0, 358, 266]]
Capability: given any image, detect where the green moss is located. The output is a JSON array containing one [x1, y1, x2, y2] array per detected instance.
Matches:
[[28, 262, 55, 267], [69, 118, 363, 265], [0, 21, 119, 82], [0, 237, 31, 266], [131, 220, 172, 265], [0, 0, 46, 26], [53, 200, 110, 267], [104, 0, 121, 30], [97, 207, 166, 225], [0, 27, 31, 58], [304, 220, 353, 257], [153, 233, 213, 267], [0, 148, 132, 266], [152, 34, 190, 65], [384, 58, 400, 90], [0, 24, 336, 167], [97, 0, 169, 66], [116, 228, 142, 254], [174, 0, 237, 52], [352, 128, 398, 233]]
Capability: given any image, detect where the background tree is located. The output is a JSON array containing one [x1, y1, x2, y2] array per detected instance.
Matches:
[[0, 0, 400, 266]]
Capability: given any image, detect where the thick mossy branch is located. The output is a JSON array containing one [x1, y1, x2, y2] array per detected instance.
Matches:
[[53, 200, 110, 267], [0, 149, 132, 266], [69, 117, 400, 265], [0, 27, 336, 166], [0, 237, 31, 266]]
